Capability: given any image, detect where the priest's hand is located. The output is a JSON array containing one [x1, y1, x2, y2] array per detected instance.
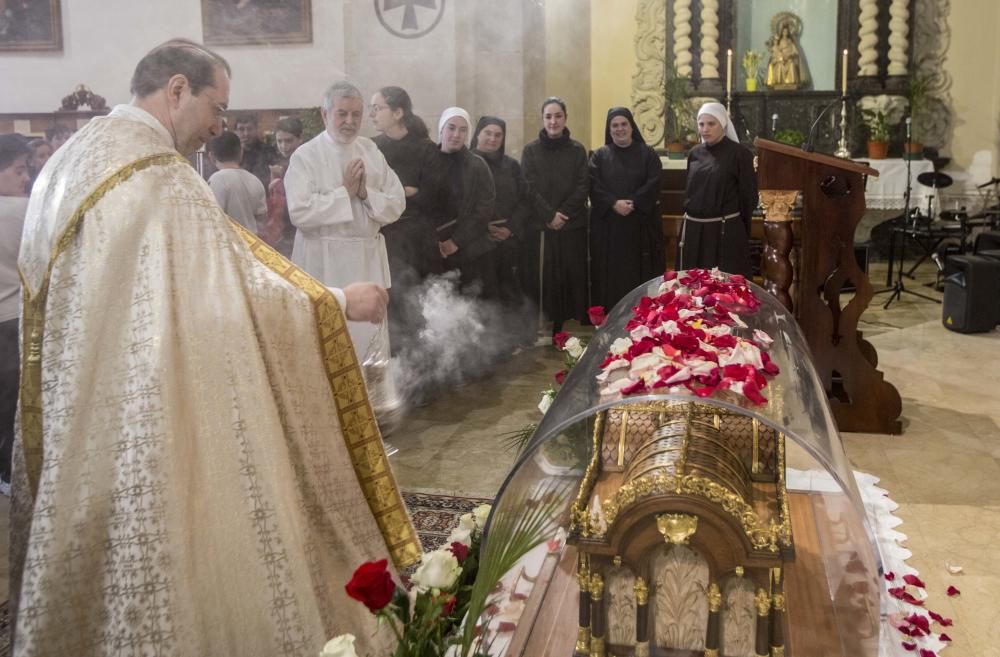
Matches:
[[343, 282, 389, 323], [404, 186, 419, 198], [439, 239, 459, 258], [345, 158, 366, 198], [548, 211, 568, 230], [614, 200, 634, 216]]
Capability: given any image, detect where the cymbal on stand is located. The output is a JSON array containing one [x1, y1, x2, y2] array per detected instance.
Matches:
[[917, 171, 954, 189]]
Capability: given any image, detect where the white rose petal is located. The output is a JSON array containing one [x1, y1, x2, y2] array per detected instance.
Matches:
[[458, 512, 476, 533], [728, 312, 748, 328], [411, 549, 462, 591], [472, 504, 491, 530], [664, 366, 692, 385], [565, 337, 584, 359], [718, 341, 764, 369], [753, 329, 774, 346], [629, 325, 653, 341], [320, 634, 359, 657], [537, 390, 554, 415], [610, 337, 633, 356]]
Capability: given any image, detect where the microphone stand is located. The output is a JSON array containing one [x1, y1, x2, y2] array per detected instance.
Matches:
[[875, 116, 941, 309]]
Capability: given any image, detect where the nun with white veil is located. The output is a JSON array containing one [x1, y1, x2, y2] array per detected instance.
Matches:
[[677, 102, 758, 277]]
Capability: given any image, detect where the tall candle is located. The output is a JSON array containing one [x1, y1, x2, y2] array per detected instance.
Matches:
[[726, 49, 733, 96], [842, 49, 848, 96]]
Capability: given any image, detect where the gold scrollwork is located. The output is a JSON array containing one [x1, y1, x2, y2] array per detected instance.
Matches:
[[634, 576, 649, 606], [771, 646, 785, 657], [657, 513, 698, 544], [602, 473, 778, 551], [590, 635, 605, 657], [772, 592, 786, 612], [575, 626, 591, 654], [590, 573, 605, 600], [634, 641, 650, 657], [704, 649, 720, 657], [735, 566, 745, 577], [570, 411, 607, 536], [708, 582, 722, 613], [759, 190, 800, 222], [756, 588, 771, 617]]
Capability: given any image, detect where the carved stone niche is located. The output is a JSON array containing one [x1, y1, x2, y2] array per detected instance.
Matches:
[[568, 401, 791, 657]]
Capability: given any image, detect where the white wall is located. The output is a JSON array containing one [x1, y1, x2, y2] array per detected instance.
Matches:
[[0, 0, 348, 112]]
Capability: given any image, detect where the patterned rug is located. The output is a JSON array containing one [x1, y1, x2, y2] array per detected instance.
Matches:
[[403, 490, 494, 552], [0, 491, 487, 654]]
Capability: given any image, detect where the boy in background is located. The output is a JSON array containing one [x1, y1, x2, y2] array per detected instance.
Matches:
[[207, 131, 267, 231]]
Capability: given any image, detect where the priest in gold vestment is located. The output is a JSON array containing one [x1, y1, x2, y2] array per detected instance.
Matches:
[[12, 39, 420, 657]]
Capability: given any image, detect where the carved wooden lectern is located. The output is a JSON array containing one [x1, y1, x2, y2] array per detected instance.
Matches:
[[753, 138, 901, 434]]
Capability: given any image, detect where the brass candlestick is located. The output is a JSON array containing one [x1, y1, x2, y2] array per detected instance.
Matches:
[[834, 95, 851, 159]]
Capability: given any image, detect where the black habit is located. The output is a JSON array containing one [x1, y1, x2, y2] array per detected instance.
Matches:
[[373, 131, 446, 353], [679, 137, 758, 276], [589, 109, 664, 312], [472, 117, 533, 306], [521, 128, 590, 333], [434, 146, 496, 292]]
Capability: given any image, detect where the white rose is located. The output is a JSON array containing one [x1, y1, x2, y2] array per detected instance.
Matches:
[[565, 337, 584, 359], [610, 337, 633, 356], [472, 503, 492, 530], [538, 389, 555, 414], [458, 512, 476, 533], [320, 634, 358, 657], [411, 549, 462, 591], [447, 526, 472, 546]]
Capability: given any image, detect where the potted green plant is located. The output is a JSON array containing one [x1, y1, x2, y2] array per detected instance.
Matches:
[[773, 128, 805, 147], [904, 69, 931, 159], [663, 61, 695, 159], [857, 94, 907, 159], [742, 50, 764, 91]]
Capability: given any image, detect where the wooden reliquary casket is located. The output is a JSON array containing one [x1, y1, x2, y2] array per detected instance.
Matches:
[[495, 273, 884, 657]]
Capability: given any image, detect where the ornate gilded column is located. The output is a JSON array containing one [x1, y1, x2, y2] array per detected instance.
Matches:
[[759, 190, 800, 311], [771, 591, 786, 657], [887, 0, 910, 76], [755, 588, 771, 657], [590, 573, 606, 657], [673, 0, 694, 77], [704, 582, 722, 657], [574, 553, 591, 657], [634, 577, 650, 657]]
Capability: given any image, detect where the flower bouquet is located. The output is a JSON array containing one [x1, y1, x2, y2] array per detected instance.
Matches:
[[329, 481, 567, 657]]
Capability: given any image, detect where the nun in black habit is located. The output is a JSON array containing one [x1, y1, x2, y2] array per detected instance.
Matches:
[[678, 101, 758, 277], [589, 107, 664, 312], [471, 116, 533, 307], [521, 97, 590, 337]]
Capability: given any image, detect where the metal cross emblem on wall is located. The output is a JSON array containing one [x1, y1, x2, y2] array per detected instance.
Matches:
[[375, 0, 446, 39]]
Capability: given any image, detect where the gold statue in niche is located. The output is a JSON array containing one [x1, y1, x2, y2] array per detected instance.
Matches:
[[766, 12, 808, 90]]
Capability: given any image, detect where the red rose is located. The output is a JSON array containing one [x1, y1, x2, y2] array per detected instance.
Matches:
[[552, 331, 570, 349], [587, 305, 607, 327], [345, 559, 396, 613], [449, 541, 470, 563], [441, 594, 457, 618], [554, 369, 567, 385]]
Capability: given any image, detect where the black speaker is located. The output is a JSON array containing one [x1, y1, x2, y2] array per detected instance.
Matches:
[[942, 255, 1000, 333]]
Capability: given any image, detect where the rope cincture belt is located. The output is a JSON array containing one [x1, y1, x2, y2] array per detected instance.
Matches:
[[678, 212, 741, 270]]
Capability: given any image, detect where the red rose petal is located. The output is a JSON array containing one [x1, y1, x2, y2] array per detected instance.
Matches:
[[946, 585, 960, 597], [588, 305, 607, 327], [905, 613, 930, 634], [554, 370, 567, 385], [553, 331, 570, 349], [928, 610, 953, 627], [885, 571, 897, 581], [939, 633, 951, 642], [918, 650, 937, 657], [903, 574, 926, 588], [901, 642, 917, 652]]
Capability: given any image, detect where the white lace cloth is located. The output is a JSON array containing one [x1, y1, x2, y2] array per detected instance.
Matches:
[[859, 158, 937, 211]]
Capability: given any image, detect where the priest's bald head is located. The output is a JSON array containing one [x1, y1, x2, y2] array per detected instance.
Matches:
[[130, 39, 232, 156], [321, 81, 365, 144]]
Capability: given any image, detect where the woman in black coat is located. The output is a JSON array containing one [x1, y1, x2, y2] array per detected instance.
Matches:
[[589, 107, 663, 311], [521, 97, 590, 337]]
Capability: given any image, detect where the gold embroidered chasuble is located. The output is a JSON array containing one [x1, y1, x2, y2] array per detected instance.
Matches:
[[13, 106, 419, 657]]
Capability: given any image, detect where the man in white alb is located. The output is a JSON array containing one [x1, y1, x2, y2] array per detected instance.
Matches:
[[285, 81, 405, 360]]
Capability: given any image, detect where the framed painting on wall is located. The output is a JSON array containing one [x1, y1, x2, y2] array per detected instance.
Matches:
[[201, 0, 312, 46], [0, 0, 62, 51]]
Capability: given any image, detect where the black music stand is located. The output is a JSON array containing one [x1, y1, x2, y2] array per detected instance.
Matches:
[[874, 120, 942, 309]]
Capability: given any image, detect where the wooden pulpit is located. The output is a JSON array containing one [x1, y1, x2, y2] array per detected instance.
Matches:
[[753, 138, 901, 434]]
